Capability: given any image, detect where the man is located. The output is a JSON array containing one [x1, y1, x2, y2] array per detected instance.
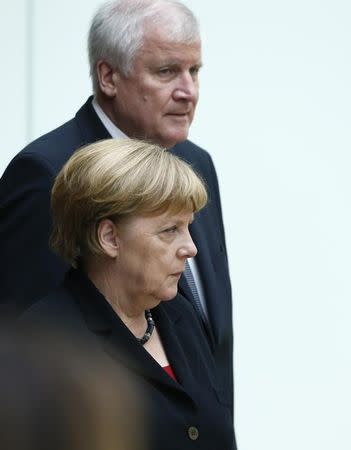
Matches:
[[0, 0, 235, 436]]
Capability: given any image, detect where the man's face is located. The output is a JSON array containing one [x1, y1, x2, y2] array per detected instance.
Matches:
[[112, 30, 202, 148]]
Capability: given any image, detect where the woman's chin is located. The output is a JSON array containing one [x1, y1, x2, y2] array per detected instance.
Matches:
[[160, 288, 178, 302]]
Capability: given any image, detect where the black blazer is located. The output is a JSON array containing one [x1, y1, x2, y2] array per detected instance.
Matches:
[[19, 269, 235, 450], [0, 97, 234, 425]]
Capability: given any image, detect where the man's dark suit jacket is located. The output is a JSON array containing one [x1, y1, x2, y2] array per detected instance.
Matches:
[[0, 97, 234, 424], [19, 269, 235, 450]]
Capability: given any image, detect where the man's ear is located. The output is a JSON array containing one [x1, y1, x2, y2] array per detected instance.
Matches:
[[96, 60, 120, 97], [97, 219, 119, 258]]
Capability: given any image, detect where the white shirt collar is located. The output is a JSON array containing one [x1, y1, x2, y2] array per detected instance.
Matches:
[[92, 97, 128, 139]]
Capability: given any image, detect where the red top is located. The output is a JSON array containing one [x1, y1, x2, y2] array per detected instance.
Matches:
[[163, 364, 177, 381]]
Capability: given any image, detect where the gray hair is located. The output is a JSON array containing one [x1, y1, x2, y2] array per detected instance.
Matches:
[[88, 0, 200, 92]]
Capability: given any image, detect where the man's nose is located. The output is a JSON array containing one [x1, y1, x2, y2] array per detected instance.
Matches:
[[173, 72, 198, 102]]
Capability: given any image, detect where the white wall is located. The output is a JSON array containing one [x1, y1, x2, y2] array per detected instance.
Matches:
[[1, 1, 351, 449], [1, 0, 28, 169]]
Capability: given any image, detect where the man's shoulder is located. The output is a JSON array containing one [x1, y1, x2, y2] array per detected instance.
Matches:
[[4, 97, 101, 176], [172, 140, 219, 191], [172, 139, 211, 164], [15, 116, 83, 173]]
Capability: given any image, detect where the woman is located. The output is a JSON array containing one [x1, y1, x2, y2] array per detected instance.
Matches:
[[21, 139, 235, 450]]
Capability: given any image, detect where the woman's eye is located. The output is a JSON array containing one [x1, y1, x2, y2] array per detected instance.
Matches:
[[163, 226, 177, 234]]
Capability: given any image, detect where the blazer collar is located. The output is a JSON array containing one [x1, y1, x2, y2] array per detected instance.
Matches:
[[64, 269, 195, 401]]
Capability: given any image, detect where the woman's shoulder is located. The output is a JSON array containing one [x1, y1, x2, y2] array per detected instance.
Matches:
[[17, 285, 82, 331]]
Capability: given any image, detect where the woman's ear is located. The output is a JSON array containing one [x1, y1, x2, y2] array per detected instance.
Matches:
[[97, 219, 119, 258]]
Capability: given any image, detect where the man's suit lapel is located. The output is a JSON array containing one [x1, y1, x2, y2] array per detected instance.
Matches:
[[188, 209, 224, 345], [177, 276, 193, 308], [75, 96, 111, 144], [169, 144, 221, 344]]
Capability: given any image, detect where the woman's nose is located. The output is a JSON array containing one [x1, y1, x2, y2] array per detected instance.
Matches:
[[187, 238, 197, 258], [179, 232, 197, 258]]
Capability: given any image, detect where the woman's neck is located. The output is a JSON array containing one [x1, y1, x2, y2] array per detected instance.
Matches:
[[85, 262, 147, 338]]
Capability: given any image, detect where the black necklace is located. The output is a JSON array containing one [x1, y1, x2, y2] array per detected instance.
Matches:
[[137, 310, 155, 346]]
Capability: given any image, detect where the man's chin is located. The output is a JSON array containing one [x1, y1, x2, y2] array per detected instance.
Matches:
[[159, 130, 189, 148]]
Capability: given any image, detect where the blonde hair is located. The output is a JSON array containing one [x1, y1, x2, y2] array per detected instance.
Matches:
[[50, 138, 207, 266]]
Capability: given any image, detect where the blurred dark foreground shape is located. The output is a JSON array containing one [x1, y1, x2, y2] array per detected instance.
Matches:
[[0, 327, 145, 450]]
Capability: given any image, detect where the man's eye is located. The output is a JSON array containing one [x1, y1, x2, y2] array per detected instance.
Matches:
[[158, 67, 173, 76], [190, 66, 200, 77]]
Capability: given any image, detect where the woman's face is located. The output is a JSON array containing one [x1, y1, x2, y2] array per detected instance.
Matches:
[[115, 209, 197, 309]]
